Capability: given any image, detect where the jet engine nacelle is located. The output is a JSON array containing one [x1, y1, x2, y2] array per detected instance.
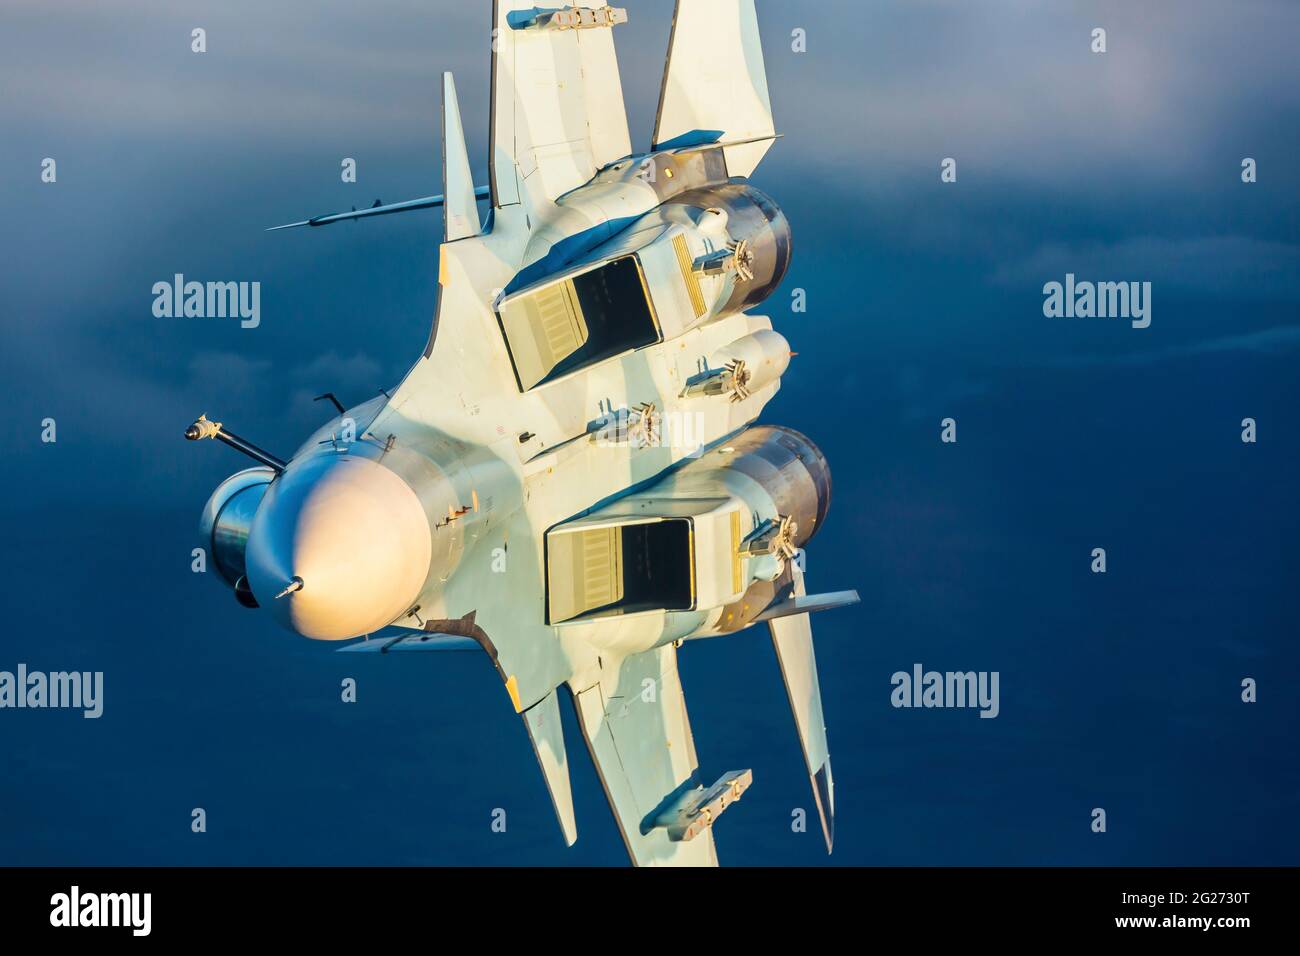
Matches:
[[663, 424, 832, 593], [493, 173, 792, 392], [198, 466, 277, 599], [674, 424, 831, 549], [660, 181, 792, 316], [542, 425, 831, 645], [668, 425, 834, 637]]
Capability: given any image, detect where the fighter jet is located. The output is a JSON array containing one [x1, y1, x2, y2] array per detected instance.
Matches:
[[186, 0, 858, 866]]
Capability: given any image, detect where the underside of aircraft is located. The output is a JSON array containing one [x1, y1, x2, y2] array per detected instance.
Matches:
[[188, 0, 859, 866]]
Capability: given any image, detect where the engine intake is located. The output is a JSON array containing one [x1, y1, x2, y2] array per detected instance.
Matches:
[[198, 467, 277, 588]]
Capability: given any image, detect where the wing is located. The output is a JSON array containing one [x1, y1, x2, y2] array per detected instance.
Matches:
[[491, 1, 633, 213], [767, 564, 835, 852], [336, 629, 480, 653], [652, 0, 776, 177], [570, 643, 720, 866]]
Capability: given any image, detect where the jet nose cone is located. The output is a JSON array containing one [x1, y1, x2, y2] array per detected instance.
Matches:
[[245, 454, 432, 640]]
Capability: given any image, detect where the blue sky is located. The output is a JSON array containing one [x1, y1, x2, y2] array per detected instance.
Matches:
[[1, 0, 1297, 865]]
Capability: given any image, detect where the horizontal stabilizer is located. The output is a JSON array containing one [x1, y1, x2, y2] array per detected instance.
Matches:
[[267, 186, 489, 231], [755, 589, 860, 623], [337, 632, 481, 653], [672, 132, 782, 155], [571, 643, 718, 865], [651, 769, 752, 842]]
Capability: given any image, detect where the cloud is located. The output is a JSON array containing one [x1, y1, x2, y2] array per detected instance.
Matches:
[[0, 338, 389, 505], [188, 352, 275, 399], [0, 0, 486, 140], [286, 351, 386, 418], [767, 0, 1300, 188], [1047, 323, 1300, 368], [990, 236, 1300, 303], [4, 0, 1300, 500], [894, 365, 992, 423]]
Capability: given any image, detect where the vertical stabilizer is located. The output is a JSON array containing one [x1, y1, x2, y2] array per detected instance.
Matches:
[[441, 72, 482, 241], [653, 0, 776, 177], [490, 0, 633, 215], [768, 565, 835, 852]]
